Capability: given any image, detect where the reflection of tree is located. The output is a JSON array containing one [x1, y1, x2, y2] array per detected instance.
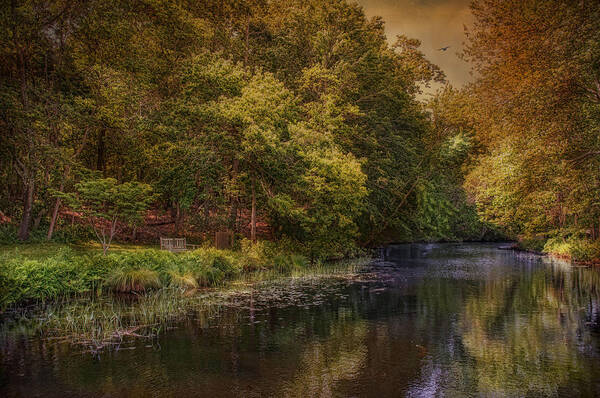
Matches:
[[279, 321, 368, 397], [459, 264, 600, 396]]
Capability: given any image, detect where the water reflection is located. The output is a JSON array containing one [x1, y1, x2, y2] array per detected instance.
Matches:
[[2, 243, 600, 397]]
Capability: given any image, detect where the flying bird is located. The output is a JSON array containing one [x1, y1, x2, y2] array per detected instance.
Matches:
[[437, 46, 451, 51]]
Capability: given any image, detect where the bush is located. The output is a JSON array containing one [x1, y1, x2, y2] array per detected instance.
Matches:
[[0, 225, 19, 244], [544, 236, 600, 262], [270, 253, 308, 273], [168, 269, 198, 289], [0, 250, 103, 308], [50, 224, 96, 243], [238, 239, 269, 271]]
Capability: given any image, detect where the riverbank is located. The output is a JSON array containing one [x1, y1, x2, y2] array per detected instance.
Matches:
[[0, 248, 369, 353], [0, 240, 358, 310], [516, 235, 600, 264]]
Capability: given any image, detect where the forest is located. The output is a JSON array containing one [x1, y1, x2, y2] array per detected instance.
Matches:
[[1, 0, 600, 270], [0, 0, 495, 259], [3, 2, 600, 396]]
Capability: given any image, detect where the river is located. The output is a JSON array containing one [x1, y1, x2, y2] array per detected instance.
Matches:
[[2, 243, 600, 397]]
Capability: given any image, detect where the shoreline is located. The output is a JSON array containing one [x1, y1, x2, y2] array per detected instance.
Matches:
[[0, 255, 370, 353]]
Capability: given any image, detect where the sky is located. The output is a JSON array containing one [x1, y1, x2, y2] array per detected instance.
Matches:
[[355, 0, 473, 92]]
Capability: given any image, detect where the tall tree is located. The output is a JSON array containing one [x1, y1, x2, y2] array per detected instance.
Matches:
[[463, 0, 600, 237]]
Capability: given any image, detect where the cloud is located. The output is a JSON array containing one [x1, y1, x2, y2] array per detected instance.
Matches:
[[355, 0, 473, 90]]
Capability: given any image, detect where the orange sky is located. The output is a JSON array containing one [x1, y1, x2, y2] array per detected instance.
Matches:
[[356, 0, 473, 94]]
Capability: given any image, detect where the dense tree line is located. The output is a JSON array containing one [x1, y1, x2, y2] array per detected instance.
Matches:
[[0, 0, 489, 255], [447, 0, 600, 246]]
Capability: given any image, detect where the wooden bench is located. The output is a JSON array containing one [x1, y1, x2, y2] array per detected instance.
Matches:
[[160, 237, 201, 252]]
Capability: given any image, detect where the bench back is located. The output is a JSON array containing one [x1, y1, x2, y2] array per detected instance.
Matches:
[[160, 237, 186, 251]]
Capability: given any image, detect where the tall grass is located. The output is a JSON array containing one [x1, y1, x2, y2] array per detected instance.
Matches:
[[0, 239, 320, 308], [105, 268, 161, 292]]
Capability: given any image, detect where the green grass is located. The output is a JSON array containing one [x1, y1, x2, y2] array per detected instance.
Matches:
[[0, 243, 370, 353], [105, 268, 162, 292], [0, 239, 335, 309], [0, 241, 155, 260]]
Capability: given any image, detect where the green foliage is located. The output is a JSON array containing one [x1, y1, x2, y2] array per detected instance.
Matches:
[[0, 224, 95, 245], [461, 0, 600, 248], [0, 240, 317, 307], [543, 236, 600, 263], [66, 178, 155, 227], [59, 178, 154, 253], [168, 270, 199, 290], [238, 239, 270, 271], [0, 225, 20, 245], [519, 236, 548, 253], [0, 249, 103, 308], [0, 0, 469, 253]]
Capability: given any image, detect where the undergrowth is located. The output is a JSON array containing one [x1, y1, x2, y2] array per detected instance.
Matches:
[[0, 239, 317, 308], [519, 232, 600, 262]]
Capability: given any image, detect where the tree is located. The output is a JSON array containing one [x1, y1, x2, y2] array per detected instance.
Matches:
[[462, 0, 600, 238], [60, 178, 154, 254], [0, 0, 462, 250]]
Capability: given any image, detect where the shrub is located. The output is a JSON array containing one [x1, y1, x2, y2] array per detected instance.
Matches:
[[519, 235, 547, 252], [0, 223, 95, 245], [50, 224, 96, 243], [0, 224, 19, 244], [543, 236, 600, 262], [272, 253, 309, 273], [0, 240, 314, 308], [0, 251, 103, 308], [105, 268, 161, 293], [238, 239, 269, 271]]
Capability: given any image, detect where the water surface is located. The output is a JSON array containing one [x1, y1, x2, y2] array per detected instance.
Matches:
[[2, 243, 600, 397]]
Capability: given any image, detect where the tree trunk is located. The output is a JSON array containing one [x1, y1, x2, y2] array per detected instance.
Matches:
[[47, 197, 61, 240], [251, 179, 256, 242], [18, 179, 34, 241], [33, 208, 45, 230]]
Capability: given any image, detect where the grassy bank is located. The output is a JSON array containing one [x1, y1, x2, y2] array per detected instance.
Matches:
[[0, 245, 369, 353], [0, 240, 321, 309], [518, 234, 600, 263]]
